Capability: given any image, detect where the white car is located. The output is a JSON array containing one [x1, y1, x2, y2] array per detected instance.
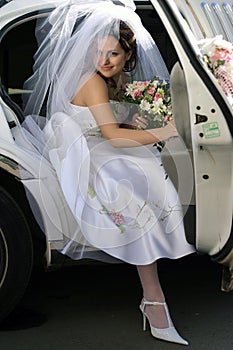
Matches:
[[0, 0, 232, 322]]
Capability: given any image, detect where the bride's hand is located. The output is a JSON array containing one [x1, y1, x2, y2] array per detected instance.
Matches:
[[120, 113, 148, 130], [150, 119, 178, 141], [131, 113, 148, 130], [162, 120, 178, 140]]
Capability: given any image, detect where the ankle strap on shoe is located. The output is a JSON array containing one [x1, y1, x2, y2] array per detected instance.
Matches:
[[141, 299, 166, 311]]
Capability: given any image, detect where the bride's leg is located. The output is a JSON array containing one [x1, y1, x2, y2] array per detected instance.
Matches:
[[137, 262, 164, 301], [136, 263, 189, 345], [136, 262, 169, 328]]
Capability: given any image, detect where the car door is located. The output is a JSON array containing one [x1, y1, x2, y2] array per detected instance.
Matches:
[[151, 0, 233, 290], [0, 0, 78, 257]]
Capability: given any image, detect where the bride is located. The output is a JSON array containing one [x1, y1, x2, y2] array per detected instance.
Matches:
[[18, 0, 195, 345]]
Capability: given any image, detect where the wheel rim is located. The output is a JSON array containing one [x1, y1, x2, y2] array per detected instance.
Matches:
[[0, 227, 9, 289]]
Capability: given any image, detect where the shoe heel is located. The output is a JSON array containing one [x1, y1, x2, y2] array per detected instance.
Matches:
[[142, 313, 146, 331]]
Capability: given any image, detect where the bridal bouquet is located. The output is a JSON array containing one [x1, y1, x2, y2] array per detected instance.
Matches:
[[198, 35, 233, 106], [122, 76, 173, 129]]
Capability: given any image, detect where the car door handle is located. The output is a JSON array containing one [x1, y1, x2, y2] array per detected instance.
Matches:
[[195, 113, 208, 124]]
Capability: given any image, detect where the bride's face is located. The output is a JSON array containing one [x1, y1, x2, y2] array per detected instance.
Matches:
[[95, 36, 131, 79]]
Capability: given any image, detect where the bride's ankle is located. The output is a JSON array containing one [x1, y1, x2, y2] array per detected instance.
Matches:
[[143, 296, 165, 303], [142, 289, 165, 303], [142, 301, 170, 329]]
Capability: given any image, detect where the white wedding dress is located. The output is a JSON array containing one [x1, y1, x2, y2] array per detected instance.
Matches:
[[40, 101, 194, 264]]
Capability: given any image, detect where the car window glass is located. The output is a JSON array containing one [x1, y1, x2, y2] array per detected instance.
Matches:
[[0, 18, 40, 111]]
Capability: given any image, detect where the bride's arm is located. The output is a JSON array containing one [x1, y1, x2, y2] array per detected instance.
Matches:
[[72, 74, 178, 148], [90, 103, 177, 147]]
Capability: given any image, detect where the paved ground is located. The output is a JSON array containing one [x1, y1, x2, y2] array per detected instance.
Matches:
[[0, 254, 233, 350]]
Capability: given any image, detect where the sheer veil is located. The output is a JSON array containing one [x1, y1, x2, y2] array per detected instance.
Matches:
[[16, 0, 178, 261], [23, 0, 169, 119]]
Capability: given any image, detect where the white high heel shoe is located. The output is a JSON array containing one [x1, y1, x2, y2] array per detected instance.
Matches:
[[139, 298, 189, 346]]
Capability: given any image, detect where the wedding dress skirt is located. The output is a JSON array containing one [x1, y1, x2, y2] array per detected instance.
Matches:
[[18, 102, 195, 264]]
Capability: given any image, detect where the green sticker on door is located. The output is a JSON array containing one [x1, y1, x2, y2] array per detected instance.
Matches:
[[202, 122, 220, 138]]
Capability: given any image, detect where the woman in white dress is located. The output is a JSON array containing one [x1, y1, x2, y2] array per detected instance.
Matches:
[[20, 0, 195, 345]]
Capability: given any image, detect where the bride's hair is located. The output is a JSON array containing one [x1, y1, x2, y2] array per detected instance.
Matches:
[[119, 21, 137, 72]]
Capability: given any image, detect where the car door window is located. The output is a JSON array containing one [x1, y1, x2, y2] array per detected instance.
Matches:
[[0, 19, 38, 113]]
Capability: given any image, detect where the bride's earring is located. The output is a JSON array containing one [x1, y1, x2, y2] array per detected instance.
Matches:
[[123, 59, 131, 72]]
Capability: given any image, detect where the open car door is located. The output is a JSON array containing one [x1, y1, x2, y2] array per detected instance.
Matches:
[[152, 0, 233, 290]]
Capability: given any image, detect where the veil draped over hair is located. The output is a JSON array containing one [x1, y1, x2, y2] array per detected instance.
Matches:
[[23, 0, 169, 119]]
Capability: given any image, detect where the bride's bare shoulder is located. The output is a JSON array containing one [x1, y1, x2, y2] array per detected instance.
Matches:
[[72, 73, 108, 106], [81, 72, 104, 84]]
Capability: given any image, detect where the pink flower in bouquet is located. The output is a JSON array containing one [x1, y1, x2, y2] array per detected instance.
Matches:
[[147, 87, 156, 95], [153, 92, 163, 102], [135, 81, 142, 85], [131, 88, 143, 99], [164, 115, 172, 122]]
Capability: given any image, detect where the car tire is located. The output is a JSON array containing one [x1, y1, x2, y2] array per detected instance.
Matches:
[[0, 187, 33, 323]]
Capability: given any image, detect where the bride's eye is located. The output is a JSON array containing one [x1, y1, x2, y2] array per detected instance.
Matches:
[[110, 51, 118, 56]]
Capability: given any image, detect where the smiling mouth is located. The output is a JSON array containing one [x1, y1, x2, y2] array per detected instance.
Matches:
[[100, 66, 113, 71]]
